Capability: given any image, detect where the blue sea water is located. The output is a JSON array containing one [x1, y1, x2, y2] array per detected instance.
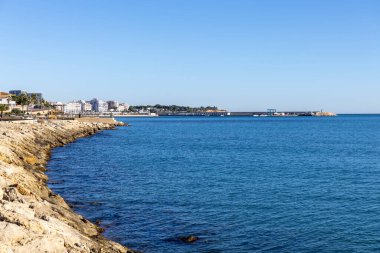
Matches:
[[47, 116, 380, 253]]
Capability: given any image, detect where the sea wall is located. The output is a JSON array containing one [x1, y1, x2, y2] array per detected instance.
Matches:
[[0, 120, 136, 253]]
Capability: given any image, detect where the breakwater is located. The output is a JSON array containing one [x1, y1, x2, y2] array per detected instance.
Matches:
[[157, 111, 336, 117], [0, 120, 136, 253]]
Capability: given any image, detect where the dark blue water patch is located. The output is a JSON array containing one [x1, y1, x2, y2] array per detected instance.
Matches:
[[47, 116, 380, 253]]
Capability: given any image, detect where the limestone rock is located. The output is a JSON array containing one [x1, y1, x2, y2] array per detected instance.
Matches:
[[3, 187, 22, 202], [0, 120, 135, 253], [16, 184, 30, 196]]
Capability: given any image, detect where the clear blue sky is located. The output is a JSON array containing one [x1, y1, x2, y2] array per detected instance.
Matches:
[[0, 0, 379, 112]]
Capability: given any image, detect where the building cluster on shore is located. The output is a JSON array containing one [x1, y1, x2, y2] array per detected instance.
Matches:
[[0, 89, 130, 116], [54, 99, 130, 114]]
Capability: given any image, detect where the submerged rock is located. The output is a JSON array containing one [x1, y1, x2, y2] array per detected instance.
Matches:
[[179, 235, 199, 243]]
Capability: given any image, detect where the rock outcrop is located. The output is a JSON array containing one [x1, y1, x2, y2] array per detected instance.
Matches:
[[0, 120, 136, 253], [179, 235, 199, 243]]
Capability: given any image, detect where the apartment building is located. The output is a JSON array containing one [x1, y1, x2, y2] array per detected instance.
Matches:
[[88, 98, 108, 112], [64, 101, 82, 114]]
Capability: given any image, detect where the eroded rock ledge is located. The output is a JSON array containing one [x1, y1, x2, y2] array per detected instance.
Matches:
[[0, 120, 137, 253]]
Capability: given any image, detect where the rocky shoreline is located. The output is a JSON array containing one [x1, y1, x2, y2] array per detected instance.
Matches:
[[0, 120, 137, 253]]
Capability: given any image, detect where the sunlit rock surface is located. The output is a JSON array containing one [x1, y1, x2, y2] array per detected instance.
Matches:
[[0, 120, 136, 253]]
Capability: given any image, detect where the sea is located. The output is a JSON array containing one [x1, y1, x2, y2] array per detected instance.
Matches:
[[47, 115, 380, 253]]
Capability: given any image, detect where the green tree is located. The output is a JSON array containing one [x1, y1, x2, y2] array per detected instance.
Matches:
[[0, 104, 9, 118], [42, 100, 53, 109], [30, 94, 37, 104], [11, 108, 22, 116], [15, 94, 31, 112]]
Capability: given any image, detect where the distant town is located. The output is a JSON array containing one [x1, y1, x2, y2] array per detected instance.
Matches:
[[0, 89, 336, 118], [0, 89, 132, 116]]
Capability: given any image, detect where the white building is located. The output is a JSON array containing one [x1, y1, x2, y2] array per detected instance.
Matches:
[[117, 103, 129, 112], [107, 101, 130, 112], [78, 100, 92, 112], [0, 92, 16, 108], [64, 101, 82, 114], [88, 98, 108, 113], [50, 101, 64, 112]]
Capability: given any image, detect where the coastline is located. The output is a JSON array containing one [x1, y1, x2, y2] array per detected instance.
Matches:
[[0, 120, 137, 253]]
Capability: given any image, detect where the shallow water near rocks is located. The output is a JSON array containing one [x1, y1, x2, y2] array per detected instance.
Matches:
[[47, 115, 380, 252]]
